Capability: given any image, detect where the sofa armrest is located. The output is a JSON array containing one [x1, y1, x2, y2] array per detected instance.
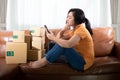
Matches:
[[114, 42, 120, 59]]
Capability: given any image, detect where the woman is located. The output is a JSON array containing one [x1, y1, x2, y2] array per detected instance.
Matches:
[[30, 8, 94, 71]]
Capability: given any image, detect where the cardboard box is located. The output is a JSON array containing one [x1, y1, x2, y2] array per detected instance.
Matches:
[[40, 27, 46, 37], [27, 49, 46, 61], [6, 42, 27, 64], [30, 27, 46, 37], [32, 36, 45, 50], [25, 35, 32, 50], [13, 31, 25, 42], [32, 36, 42, 41], [30, 27, 41, 36], [32, 41, 42, 49]]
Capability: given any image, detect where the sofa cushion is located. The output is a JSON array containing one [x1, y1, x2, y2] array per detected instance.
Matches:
[[92, 27, 114, 57], [20, 56, 120, 75]]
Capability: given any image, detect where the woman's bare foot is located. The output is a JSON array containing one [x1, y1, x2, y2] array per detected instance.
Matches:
[[29, 57, 48, 68]]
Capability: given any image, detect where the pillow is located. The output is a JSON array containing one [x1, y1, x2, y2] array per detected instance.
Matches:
[[92, 27, 114, 57]]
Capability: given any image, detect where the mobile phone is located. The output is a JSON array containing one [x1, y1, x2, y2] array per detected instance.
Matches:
[[44, 25, 50, 33]]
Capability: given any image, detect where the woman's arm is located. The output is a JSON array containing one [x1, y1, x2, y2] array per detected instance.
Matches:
[[47, 31, 80, 48]]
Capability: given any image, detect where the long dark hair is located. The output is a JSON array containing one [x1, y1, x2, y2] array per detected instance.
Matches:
[[68, 8, 93, 35]]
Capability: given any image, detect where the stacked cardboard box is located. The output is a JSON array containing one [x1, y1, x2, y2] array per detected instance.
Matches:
[[5, 27, 46, 64], [6, 31, 27, 64], [28, 27, 46, 61]]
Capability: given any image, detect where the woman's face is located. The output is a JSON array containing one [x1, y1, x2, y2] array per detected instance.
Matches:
[[66, 12, 75, 27]]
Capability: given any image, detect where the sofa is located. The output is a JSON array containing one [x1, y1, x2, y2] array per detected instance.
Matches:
[[0, 27, 120, 80]]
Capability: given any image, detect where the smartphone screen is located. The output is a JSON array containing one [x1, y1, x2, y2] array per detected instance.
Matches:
[[44, 25, 50, 33]]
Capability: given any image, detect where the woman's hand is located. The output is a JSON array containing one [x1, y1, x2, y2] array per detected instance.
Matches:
[[56, 24, 70, 39], [46, 31, 56, 41], [56, 31, 61, 39], [56, 29, 65, 39], [63, 24, 70, 30]]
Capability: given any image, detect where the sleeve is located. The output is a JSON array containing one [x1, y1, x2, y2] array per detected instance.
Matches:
[[74, 26, 87, 40]]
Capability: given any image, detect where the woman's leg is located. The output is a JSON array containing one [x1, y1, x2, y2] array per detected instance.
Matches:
[[29, 57, 48, 68], [46, 44, 86, 71], [45, 44, 65, 63], [30, 44, 85, 71], [64, 48, 86, 71], [29, 44, 64, 68]]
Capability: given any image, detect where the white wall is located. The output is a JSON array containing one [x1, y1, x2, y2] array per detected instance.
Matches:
[[6, 0, 111, 30]]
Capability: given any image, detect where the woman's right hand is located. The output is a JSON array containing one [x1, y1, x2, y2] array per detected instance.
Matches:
[[56, 24, 70, 39], [63, 24, 70, 30]]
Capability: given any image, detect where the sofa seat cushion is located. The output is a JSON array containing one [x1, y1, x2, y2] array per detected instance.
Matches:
[[0, 58, 19, 80], [20, 56, 120, 75], [92, 56, 120, 74]]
